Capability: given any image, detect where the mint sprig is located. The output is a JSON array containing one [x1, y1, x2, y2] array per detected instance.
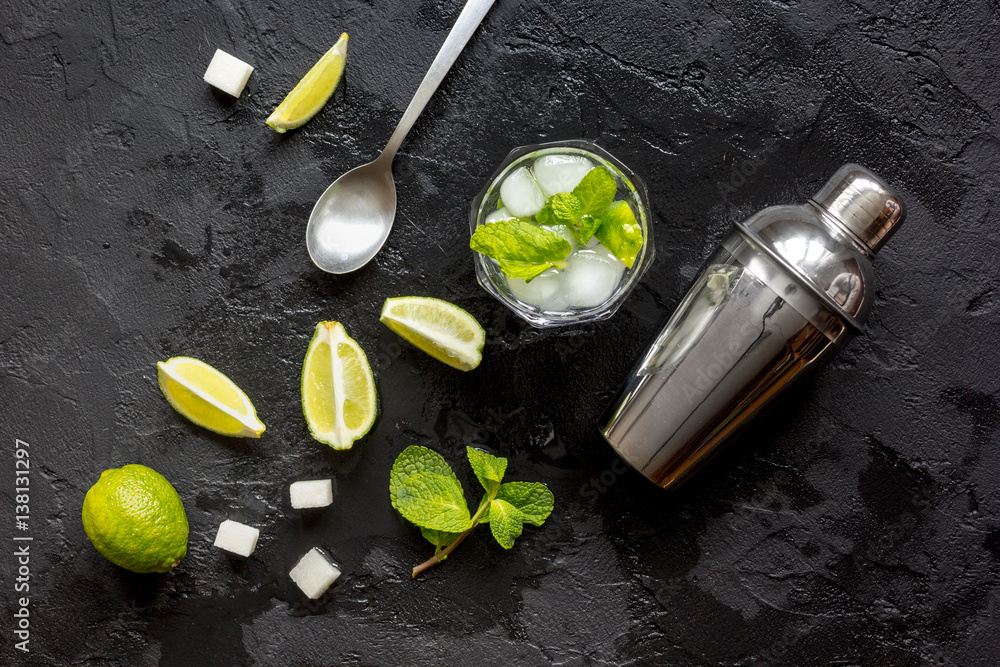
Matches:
[[389, 445, 555, 577], [535, 168, 616, 245], [534, 167, 638, 256]]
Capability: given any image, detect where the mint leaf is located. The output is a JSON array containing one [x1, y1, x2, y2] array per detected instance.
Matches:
[[536, 172, 615, 244], [420, 527, 461, 547], [390, 445, 457, 483], [496, 481, 554, 526], [470, 219, 571, 281], [470, 219, 571, 264], [535, 194, 581, 228], [390, 445, 458, 502], [546, 193, 602, 244], [488, 499, 524, 549], [594, 200, 643, 268], [548, 193, 584, 225], [573, 167, 616, 216], [571, 214, 601, 245], [466, 447, 507, 495], [534, 203, 554, 226], [497, 259, 554, 282], [391, 471, 473, 532]]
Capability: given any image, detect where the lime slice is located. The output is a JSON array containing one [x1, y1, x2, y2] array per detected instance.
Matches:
[[157, 357, 266, 437], [379, 297, 485, 371], [301, 321, 377, 449], [266, 33, 348, 133]]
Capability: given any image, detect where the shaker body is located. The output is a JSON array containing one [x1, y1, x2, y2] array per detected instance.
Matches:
[[601, 229, 848, 489], [600, 164, 904, 491]]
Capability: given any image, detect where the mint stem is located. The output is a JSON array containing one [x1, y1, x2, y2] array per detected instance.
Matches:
[[412, 493, 491, 578]]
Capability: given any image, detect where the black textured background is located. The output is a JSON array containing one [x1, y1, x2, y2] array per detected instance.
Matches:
[[2, 0, 999, 664]]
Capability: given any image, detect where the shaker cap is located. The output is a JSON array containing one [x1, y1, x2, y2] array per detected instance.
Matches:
[[810, 164, 905, 254]]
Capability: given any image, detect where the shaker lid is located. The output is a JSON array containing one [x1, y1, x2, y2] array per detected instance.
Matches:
[[810, 163, 905, 254]]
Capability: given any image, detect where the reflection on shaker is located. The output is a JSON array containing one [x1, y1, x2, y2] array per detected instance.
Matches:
[[828, 272, 862, 311], [638, 265, 743, 376]]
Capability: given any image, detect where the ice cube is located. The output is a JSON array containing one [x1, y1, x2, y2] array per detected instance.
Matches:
[[508, 268, 561, 307], [289, 479, 334, 509], [485, 207, 516, 224], [532, 154, 596, 197], [590, 242, 627, 264], [289, 547, 341, 599], [203, 49, 254, 98], [213, 519, 260, 557], [561, 247, 626, 308], [499, 167, 545, 218]]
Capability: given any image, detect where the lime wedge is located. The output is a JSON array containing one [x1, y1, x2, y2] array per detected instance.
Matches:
[[379, 297, 485, 371], [157, 357, 266, 438], [266, 32, 348, 133], [301, 321, 377, 449]]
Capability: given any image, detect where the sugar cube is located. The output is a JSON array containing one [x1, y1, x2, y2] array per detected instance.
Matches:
[[203, 49, 254, 98], [289, 548, 341, 599], [289, 479, 334, 509], [213, 519, 260, 557]]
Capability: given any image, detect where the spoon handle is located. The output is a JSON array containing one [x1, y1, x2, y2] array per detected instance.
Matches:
[[380, 0, 496, 161]]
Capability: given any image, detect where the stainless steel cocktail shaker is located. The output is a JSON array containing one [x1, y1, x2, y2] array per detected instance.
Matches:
[[600, 164, 905, 490]]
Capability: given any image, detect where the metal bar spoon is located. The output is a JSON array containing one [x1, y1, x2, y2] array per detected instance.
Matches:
[[306, 0, 496, 274]]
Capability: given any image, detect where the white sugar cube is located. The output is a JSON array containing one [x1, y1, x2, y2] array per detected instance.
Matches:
[[289, 479, 334, 509], [289, 548, 341, 599], [213, 519, 260, 557], [203, 49, 254, 98]]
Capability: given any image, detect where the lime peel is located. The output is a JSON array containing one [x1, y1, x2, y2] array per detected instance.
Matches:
[[82, 464, 189, 574]]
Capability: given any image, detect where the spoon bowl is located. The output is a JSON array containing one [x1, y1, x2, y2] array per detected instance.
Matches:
[[305, 0, 495, 274], [306, 158, 396, 274]]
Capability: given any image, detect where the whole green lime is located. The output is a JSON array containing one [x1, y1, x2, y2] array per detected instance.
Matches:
[[82, 464, 189, 573]]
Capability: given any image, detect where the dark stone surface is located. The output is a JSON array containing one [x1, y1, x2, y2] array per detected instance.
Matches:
[[1, 0, 998, 664]]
